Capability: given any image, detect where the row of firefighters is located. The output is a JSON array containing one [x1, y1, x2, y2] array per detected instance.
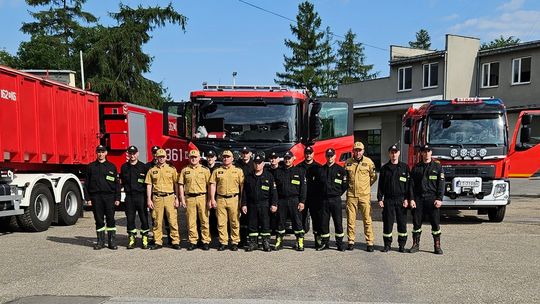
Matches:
[[84, 141, 445, 254]]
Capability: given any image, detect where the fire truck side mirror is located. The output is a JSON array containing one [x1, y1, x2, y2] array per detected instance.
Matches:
[[309, 115, 322, 141], [404, 129, 412, 144], [310, 101, 322, 116], [520, 126, 531, 143], [405, 118, 413, 128], [521, 114, 532, 126]]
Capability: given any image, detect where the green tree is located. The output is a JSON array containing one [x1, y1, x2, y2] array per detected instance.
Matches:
[[335, 29, 377, 85], [409, 29, 431, 50], [480, 35, 521, 50], [275, 1, 328, 97], [0, 49, 19, 67], [19, 0, 97, 69], [320, 27, 338, 97], [84, 3, 186, 108]]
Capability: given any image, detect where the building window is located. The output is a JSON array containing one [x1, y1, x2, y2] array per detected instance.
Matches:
[[398, 66, 412, 92], [512, 57, 531, 85], [481, 62, 499, 88], [423, 63, 438, 88]]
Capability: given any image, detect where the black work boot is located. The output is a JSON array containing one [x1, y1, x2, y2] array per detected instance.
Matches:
[[409, 232, 421, 253], [398, 235, 408, 253], [381, 236, 392, 252], [94, 230, 105, 250], [245, 236, 257, 252], [433, 234, 443, 255], [316, 237, 330, 251], [262, 236, 272, 252], [336, 237, 345, 251], [127, 232, 136, 250], [141, 231, 149, 250], [107, 230, 118, 250], [274, 233, 284, 251], [296, 236, 305, 251]]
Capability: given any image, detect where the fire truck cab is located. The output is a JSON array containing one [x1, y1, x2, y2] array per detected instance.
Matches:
[[403, 98, 540, 222], [163, 85, 354, 166]]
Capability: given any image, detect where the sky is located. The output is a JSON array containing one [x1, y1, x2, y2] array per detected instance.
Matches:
[[1, 0, 540, 101]]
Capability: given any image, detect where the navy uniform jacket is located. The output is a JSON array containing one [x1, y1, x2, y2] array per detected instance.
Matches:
[[242, 169, 278, 207], [377, 161, 410, 201], [84, 160, 121, 201], [274, 166, 307, 202], [319, 163, 348, 198], [120, 161, 148, 193], [409, 160, 445, 201]]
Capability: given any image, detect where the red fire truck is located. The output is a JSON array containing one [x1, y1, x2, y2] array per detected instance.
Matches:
[[163, 84, 354, 166], [0, 66, 193, 231], [403, 98, 540, 222], [99, 102, 192, 171]]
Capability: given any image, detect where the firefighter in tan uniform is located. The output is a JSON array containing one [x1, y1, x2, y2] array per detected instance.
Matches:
[[145, 149, 181, 250], [178, 149, 211, 251], [345, 141, 377, 252], [209, 150, 245, 251]]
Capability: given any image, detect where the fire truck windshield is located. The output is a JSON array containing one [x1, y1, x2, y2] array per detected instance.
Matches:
[[196, 103, 297, 143], [427, 114, 506, 146]]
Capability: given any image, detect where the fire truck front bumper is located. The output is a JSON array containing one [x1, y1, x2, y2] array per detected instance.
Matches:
[[443, 179, 509, 207]]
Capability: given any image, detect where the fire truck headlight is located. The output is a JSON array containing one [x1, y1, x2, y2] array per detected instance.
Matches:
[[469, 149, 477, 157], [450, 149, 458, 157], [460, 148, 468, 157], [479, 148, 487, 157], [494, 183, 507, 198]]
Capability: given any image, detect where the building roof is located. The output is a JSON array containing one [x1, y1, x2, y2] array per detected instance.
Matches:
[[478, 40, 540, 57], [389, 50, 445, 66], [353, 95, 442, 113]]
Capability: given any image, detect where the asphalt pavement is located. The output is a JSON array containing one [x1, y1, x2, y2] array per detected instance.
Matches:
[[1, 178, 539, 304]]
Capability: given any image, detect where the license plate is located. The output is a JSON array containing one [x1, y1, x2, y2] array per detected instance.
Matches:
[[458, 180, 480, 188]]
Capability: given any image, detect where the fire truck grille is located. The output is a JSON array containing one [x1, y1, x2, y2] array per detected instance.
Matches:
[[443, 166, 496, 179]]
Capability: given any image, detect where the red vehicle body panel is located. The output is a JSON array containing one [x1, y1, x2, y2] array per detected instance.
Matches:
[[0, 65, 99, 172], [99, 102, 192, 171], [507, 110, 540, 178]]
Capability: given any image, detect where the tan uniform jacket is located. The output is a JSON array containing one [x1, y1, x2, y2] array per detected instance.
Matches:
[[345, 156, 377, 197], [209, 165, 244, 196], [178, 164, 210, 194], [145, 164, 178, 193]]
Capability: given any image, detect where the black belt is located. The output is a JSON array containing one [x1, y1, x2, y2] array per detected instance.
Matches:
[[217, 193, 238, 198], [153, 192, 174, 197], [186, 193, 206, 197]]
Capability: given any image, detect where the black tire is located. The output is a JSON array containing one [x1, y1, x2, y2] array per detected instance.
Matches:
[[0, 215, 18, 232], [57, 181, 82, 226], [488, 206, 506, 222], [16, 183, 54, 232]]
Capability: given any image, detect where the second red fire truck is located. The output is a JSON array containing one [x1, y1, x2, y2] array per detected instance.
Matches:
[[403, 97, 540, 222]]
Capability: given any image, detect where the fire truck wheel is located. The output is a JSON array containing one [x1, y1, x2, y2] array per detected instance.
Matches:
[[0, 215, 19, 232], [57, 181, 82, 226], [487, 206, 506, 222], [17, 183, 54, 232]]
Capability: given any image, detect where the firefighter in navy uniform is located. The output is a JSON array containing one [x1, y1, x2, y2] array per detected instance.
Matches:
[[235, 146, 253, 247], [265, 152, 281, 233], [273, 151, 307, 251], [84, 145, 121, 250], [377, 144, 410, 253], [409, 144, 445, 254], [297, 146, 323, 248], [120, 145, 150, 249], [317, 148, 348, 251], [241, 154, 278, 252]]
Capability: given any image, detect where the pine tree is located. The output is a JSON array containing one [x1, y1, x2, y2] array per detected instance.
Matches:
[[409, 29, 431, 50], [275, 1, 327, 97], [480, 35, 520, 50], [319, 27, 338, 97], [335, 29, 377, 84]]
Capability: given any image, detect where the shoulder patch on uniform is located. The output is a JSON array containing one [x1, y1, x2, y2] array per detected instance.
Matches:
[[362, 163, 368, 166], [152, 170, 158, 174]]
